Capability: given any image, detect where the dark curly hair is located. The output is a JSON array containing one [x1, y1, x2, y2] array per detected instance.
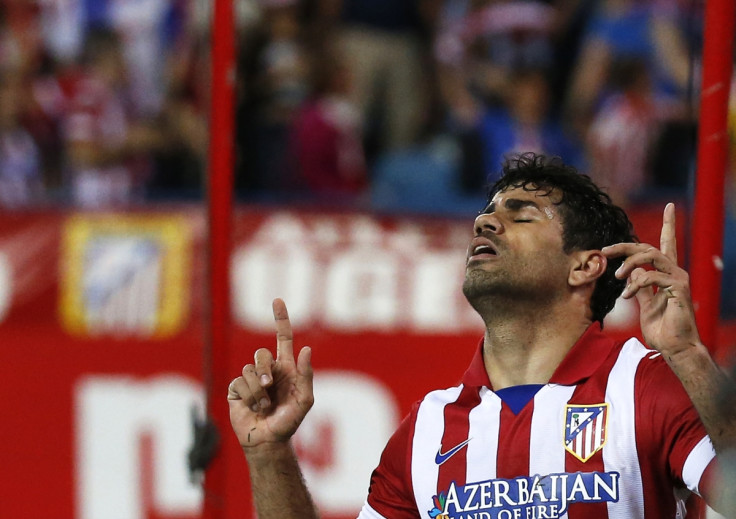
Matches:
[[487, 153, 637, 325]]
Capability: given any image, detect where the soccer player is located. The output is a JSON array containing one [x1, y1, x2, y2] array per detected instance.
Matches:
[[228, 154, 736, 518]]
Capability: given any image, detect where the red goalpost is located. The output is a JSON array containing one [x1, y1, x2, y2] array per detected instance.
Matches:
[[691, 0, 735, 350]]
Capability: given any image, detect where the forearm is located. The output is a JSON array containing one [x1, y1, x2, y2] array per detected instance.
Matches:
[[667, 343, 736, 515], [666, 342, 736, 454], [245, 442, 320, 519]]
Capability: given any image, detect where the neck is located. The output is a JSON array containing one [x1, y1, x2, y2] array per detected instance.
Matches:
[[480, 301, 593, 390]]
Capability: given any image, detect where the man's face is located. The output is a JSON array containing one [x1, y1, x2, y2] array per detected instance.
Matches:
[[462, 186, 572, 307]]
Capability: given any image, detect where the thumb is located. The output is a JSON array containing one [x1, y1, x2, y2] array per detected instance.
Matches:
[[227, 379, 242, 401]]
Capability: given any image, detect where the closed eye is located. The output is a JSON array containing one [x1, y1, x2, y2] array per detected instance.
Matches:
[[514, 219, 533, 223]]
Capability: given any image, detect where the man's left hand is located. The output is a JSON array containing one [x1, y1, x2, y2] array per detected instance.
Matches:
[[602, 203, 702, 358]]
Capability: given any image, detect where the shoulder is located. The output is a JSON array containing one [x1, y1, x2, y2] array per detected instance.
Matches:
[[625, 339, 689, 394], [420, 383, 466, 407], [366, 383, 470, 518], [620, 339, 710, 457], [609, 338, 689, 398]]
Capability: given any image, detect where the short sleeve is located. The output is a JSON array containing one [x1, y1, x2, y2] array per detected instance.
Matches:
[[359, 405, 421, 519], [635, 353, 716, 496]]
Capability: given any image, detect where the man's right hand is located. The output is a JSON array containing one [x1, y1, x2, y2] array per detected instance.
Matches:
[[228, 298, 314, 451]]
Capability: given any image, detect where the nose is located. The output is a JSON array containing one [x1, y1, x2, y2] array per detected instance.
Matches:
[[474, 212, 503, 235]]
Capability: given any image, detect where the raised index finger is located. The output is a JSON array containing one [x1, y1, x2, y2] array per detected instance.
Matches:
[[272, 298, 294, 361], [660, 203, 677, 263]]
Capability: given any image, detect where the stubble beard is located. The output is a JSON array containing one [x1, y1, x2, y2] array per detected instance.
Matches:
[[462, 257, 564, 319], [463, 268, 531, 317]]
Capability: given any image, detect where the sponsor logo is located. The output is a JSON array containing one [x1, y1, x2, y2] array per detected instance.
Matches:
[[564, 404, 608, 462], [60, 215, 190, 337], [428, 471, 619, 519], [435, 438, 472, 465]]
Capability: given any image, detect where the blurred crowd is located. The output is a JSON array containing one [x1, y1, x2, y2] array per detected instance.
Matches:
[[236, 0, 711, 211], [0, 0, 734, 314], [0, 0, 208, 208]]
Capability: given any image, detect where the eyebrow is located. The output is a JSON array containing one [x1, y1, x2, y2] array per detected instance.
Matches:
[[483, 198, 542, 214]]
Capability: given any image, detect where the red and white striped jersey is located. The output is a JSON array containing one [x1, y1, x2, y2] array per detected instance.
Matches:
[[358, 324, 717, 519]]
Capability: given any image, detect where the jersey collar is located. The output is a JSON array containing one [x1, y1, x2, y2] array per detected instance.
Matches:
[[462, 322, 620, 389]]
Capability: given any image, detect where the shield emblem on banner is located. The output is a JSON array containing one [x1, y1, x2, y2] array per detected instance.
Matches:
[[564, 403, 609, 462]]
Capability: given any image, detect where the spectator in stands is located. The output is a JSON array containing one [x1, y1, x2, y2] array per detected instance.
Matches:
[[147, 14, 209, 200], [564, 0, 690, 132], [435, 0, 558, 127], [289, 45, 367, 197], [61, 28, 163, 208], [476, 67, 583, 187], [0, 3, 64, 198], [0, 70, 44, 207], [236, 0, 311, 195], [317, 0, 437, 154], [0, 0, 45, 78], [37, 0, 85, 66], [146, 77, 208, 200], [586, 58, 684, 207], [259, 0, 310, 121], [83, 0, 186, 118]]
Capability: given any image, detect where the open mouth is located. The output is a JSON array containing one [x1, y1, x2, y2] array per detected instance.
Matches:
[[472, 244, 497, 257], [468, 238, 499, 262]]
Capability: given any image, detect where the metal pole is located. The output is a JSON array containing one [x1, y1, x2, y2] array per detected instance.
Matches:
[[204, 0, 236, 517], [691, 0, 735, 349]]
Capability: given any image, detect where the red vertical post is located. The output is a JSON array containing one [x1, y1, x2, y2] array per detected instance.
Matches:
[[691, 0, 735, 349], [204, 0, 236, 518]]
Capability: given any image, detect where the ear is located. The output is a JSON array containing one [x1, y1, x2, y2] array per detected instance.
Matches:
[[568, 250, 607, 288]]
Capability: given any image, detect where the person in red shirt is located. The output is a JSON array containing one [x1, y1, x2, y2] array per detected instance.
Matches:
[[228, 153, 735, 518], [290, 48, 367, 197], [62, 28, 162, 208], [0, 71, 43, 207]]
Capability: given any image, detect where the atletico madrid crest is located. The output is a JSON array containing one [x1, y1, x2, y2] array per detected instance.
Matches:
[[564, 404, 609, 462]]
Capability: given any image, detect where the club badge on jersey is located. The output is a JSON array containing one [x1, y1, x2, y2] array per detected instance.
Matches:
[[425, 404, 621, 519], [564, 404, 609, 462]]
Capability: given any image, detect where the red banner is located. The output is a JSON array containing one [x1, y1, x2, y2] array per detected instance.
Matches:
[[1, 205, 733, 519]]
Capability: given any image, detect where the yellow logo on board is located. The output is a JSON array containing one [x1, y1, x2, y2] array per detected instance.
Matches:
[[60, 214, 191, 337]]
